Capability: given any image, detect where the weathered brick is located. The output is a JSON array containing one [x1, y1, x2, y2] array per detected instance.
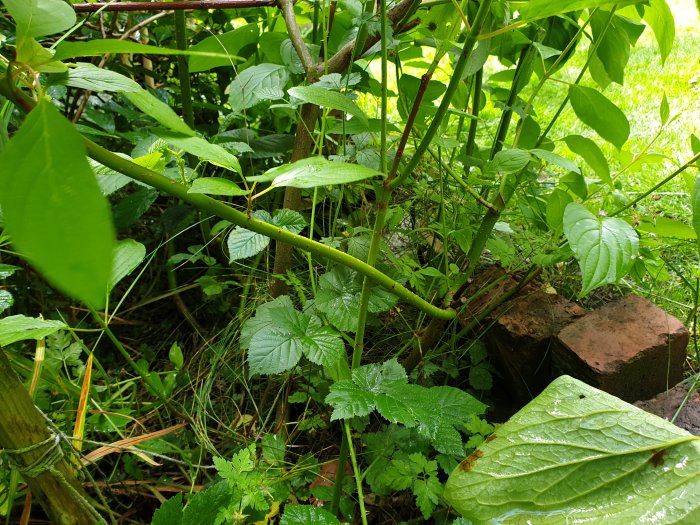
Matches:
[[635, 382, 700, 436], [485, 290, 586, 403], [553, 294, 688, 402]]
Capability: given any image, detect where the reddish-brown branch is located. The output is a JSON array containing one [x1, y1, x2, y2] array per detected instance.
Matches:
[[73, 1, 277, 13]]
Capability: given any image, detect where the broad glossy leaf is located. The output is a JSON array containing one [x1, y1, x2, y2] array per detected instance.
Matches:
[[518, 0, 643, 22], [188, 177, 249, 196], [66, 63, 141, 93], [563, 203, 638, 296], [229, 64, 289, 114], [644, 0, 675, 65], [289, 85, 368, 123], [444, 375, 700, 524], [124, 90, 195, 136], [110, 239, 146, 292], [563, 135, 611, 186], [154, 130, 241, 173], [188, 24, 259, 73], [569, 86, 629, 149], [280, 505, 341, 525], [257, 156, 383, 189], [3, 0, 76, 38], [0, 315, 66, 346], [0, 100, 115, 307]]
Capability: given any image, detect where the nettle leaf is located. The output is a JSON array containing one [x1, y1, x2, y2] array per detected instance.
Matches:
[[150, 493, 183, 525], [241, 296, 345, 376], [326, 360, 486, 454], [288, 85, 368, 123], [280, 505, 341, 525], [0, 100, 115, 307], [226, 209, 305, 261], [0, 315, 66, 347], [154, 130, 241, 173], [563, 135, 611, 186], [188, 177, 249, 196], [315, 266, 397, 332], [229, 64, 289, 114], [251, 156, 383, 189], [569, 85, 629, 150], [563, 203, 638, 296], [66, 63, 141, 93], [110, 239, 146, 292], [3, 0, 76, 38], [444, 375, 700, 524]]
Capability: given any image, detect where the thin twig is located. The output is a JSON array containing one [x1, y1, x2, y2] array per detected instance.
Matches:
[[73, 1, 277, 13]]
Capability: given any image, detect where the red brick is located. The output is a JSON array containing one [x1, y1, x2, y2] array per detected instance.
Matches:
[[635, 382, 700, 436], [553, 295, 688, 402]]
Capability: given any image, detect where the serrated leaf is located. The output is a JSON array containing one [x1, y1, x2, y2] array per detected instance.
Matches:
[[444, 375, 700, 524], [325, 380, 377, 420], [0, 99, 115, 307], [188, 177, 249, 196], [150, 493, 183, 525], [154, 130, 241, 173], [288, 85, 368, 123], [563, 135, 611, 186], [124, 90, 195, 136], [181, 481, 230, 525], [0, 315, 66, 346], [0, 291, 13, 315], [272, 208, 306, 234], [280, 505, 341, 525], [227, 210, 272, 261], [66, 63, 140, 93], [253, 156, 383, 189], [569, 86, 629, 150], [563, 203, 639, 295], [0, 264, 21, 279], [229, 64, 289, 114], [110, 239, 146, 292], [414, 476, 442, 519]]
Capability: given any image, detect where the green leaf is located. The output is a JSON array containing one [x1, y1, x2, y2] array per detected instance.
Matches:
[[110, 239, 146, 292], [66, 63, 141, 93], [588, 11, 643, 87], [113, 188, 159, 230], [242, 295, 345, 376], [414, 475, 442, 519], [123, 90, 195, 137], [154, 130, 241, 173], [280, 505, 341, 525], [692, 176, 700, 255], [444, 375, 700, 524], [518, 0, 643, 22], [0, 265, 21, 279], [188, 24, 259, 73], [188, 177, 249, 196], [315, 266, 397, 332], [484, 149, 531, 177], [53, 39, 236, 62], [569, 86, 630, 150], [252, 157, 383, 189], [227, 210, 272, 261], [181, 481, 230, 525], [3, 0, 76, 38], [644, 0, 675, 65], [659, 92, 670, 125], [228, 64, 289, 114], [0, 315, 66, 347], [0, 100, 115, 307], [563, 203, 638, 296], [169, 342, 184, 370], [563, 135, 611, 186], [637, 216, 696, 240], [288, 85, 368, 123], [530, 149, 580, 174], [546, 189, 573, 231], [272, 208, 306, 234], [150, 493, 183, 525]]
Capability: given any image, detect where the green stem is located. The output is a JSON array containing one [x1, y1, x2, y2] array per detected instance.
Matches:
[[344, 421, 368, 525], [81, 138, 455, 320], [174, 10, 194, 130]]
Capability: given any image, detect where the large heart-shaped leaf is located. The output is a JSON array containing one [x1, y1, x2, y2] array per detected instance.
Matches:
[[444, 375, 700, 524], [563, 202, 638, 296]]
